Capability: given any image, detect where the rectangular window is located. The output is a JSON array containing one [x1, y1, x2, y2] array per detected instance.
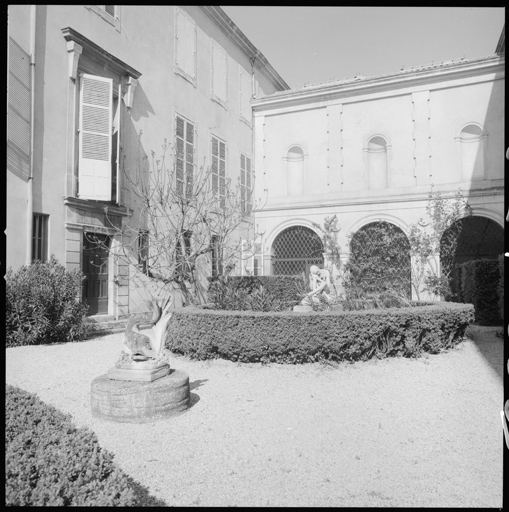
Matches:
[[240, 154, 253, 216], [175, 8, 197, 85], [175, 114, 194, 197], [86, 6, 120, 30], [211, 235, 222, 278], [176, 230, 192, 278], [138, 230, 149, 274], [239, 66, 252, 122], [32, 214, 48, 262], [78, 73, 122, 202], [211, 40, 228, 107], [211, 136, 226, 208]]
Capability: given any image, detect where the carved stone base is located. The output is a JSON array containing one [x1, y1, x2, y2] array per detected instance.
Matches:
[[107, 364, 170, 382], [91, 369, 190, 423], [293, 305, 313, 313]]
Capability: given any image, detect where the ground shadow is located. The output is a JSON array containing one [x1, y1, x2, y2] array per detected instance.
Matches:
[[190, 379, 208, 391], [466, 325, 504, 381], [125, 475, 169, 506]]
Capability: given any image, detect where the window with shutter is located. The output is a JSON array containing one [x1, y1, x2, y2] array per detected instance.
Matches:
[[78, 73, 113, 201], [239, 66, 252, 123], [211, 135, 226, 208], [211, 41, 227, 107], [240, 153, 253, 216], [175, 114, 195, 197], [175, 8, 197, 85]]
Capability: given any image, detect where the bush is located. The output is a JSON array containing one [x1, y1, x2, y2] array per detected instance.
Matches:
[[5, 385, 136, 506], [459, 258, 502, 325], [6, 256, 89, 347], [207, 275, 304, 311], [166, 302, 474, 364]]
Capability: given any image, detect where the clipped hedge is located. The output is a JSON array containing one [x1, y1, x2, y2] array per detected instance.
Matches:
[[5, 385, 136, 506], [166, 302, 474, 364], [6, 256, 89, 347], [459, 258, 502, 325], [207, 275, 304, 311]]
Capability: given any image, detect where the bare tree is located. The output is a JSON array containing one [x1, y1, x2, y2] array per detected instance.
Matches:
[[104, 134, 261, 307]]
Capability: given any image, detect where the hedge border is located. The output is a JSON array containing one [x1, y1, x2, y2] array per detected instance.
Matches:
[[165, 301, 474, 364]]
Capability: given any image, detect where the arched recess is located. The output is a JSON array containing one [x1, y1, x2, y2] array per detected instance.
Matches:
[[271, 225, 324, 276], [364, 135, 389, 189], [346, 221, 411, 297], [456, 123, 487, 182], [284, 145, 306, 196], [441, 215, 504, 300]]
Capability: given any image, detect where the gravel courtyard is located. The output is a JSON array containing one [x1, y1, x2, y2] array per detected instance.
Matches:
[[5, 324, 503, 507]]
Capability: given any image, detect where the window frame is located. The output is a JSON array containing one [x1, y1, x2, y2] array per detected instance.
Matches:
[[174, 7, 197, 87], [240, 153, 253, 216], [211, 39, 228, 109], [85, 5, 121, 31], [211, 134, 227, 208], [175, 113, 195, 197], [32, 213, 49, 263], [211, 234, 223, 278]]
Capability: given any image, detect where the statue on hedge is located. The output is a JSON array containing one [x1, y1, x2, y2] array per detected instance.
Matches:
[[300, 265, 334, 307], [108, 297, 174, 381]]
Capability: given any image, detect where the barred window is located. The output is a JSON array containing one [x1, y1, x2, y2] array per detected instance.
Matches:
[[32, 214, 48, 262], [211, 235, 223, 278], [176, 114, 194, 196], [138, 229, 149, 274]]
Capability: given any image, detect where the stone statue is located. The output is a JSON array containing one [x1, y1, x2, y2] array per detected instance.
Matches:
[[109, 297, 174, 381], [300, 265, 334, 307]]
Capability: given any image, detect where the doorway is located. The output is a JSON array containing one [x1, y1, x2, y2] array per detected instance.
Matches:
[[82, 232, 111, 315]]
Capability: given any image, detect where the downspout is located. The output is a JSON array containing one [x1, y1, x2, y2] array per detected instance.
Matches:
[[26, 4, 36, 265]]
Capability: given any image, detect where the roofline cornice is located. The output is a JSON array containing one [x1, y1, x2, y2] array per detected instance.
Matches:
[[199, 6, 290, 91], [252, 54, 504, 111]]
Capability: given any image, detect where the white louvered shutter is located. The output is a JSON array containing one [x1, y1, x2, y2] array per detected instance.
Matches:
[[78, 74, 112, 200], [176, 10, 196, 80], [212, 43, 227, 104], [239, 66, 252, 121]]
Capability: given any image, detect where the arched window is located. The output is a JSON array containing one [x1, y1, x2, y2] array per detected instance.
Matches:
[[346, 221, 411, 297], [272, 225, 323, 276], [285, 145, 305, 196], [457, 123, 486, 182], [366, 136, 388, 189]]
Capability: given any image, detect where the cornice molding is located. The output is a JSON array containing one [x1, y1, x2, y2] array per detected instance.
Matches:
[[61, 27, 142, 79], [252, 54, 504, 111], [199, 6, 289, 91], [64, 196, 133, 217]]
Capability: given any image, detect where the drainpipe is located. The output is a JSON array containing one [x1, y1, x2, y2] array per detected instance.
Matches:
[[26, 4, 36, 265]]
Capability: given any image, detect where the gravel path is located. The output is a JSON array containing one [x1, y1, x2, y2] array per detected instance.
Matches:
[[6, 325, 503, 507]]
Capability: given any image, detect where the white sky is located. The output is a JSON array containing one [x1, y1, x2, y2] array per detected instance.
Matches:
[[220, 6, 505, 89]]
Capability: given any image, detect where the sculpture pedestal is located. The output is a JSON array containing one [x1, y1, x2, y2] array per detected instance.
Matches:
[[108, 364, 170, 382], [91, 369, 190, 423]]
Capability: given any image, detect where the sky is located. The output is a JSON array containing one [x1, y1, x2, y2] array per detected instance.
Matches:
[[220, 6, 505, 90]]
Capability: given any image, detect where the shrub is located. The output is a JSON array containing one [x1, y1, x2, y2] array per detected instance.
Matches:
[[207, 275, 304, 311], [166, 302, 474, 364], [6, 256, 89, 347], [459, 258, 502, 325], [5, 385, 136, 506]]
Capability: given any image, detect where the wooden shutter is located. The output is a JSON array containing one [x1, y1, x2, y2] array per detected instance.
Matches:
[[212, 42, 227, 104], [176, 9, 196, 80], [239, 66, 252, 121], [78, 74, 112, 201]]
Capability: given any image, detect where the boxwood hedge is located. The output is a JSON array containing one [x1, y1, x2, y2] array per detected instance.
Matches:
[[5, 385, 136, 506], [165, 301, 474, 364]]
